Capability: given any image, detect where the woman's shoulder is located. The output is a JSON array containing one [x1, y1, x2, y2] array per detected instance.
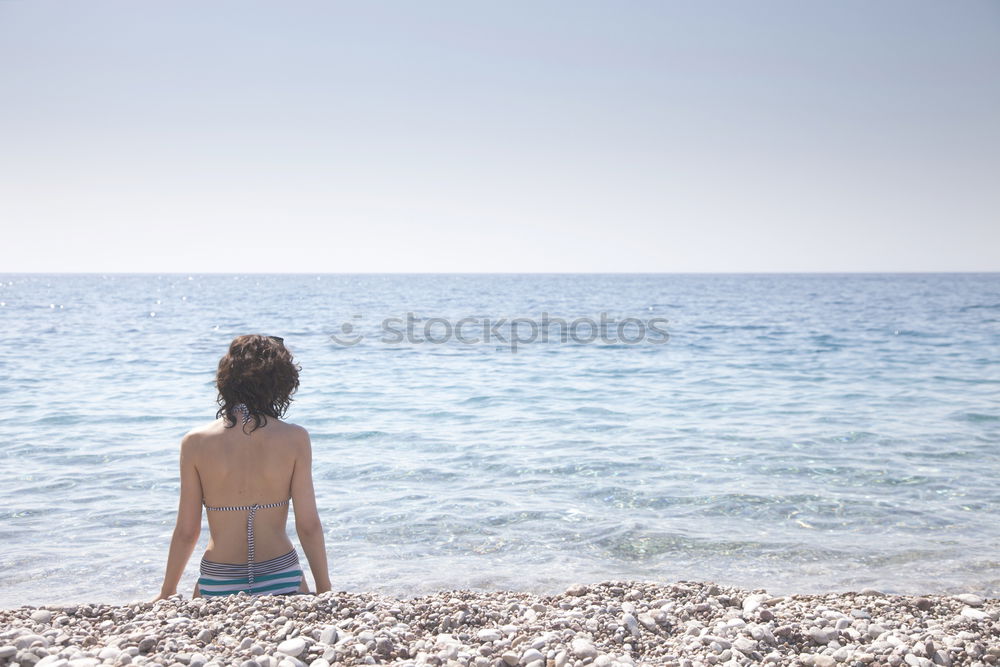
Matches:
[[278, 419, 309, 433], [184, 418, 226, 439], [176, 420, 218, 452], [274, 420, 311, 443]]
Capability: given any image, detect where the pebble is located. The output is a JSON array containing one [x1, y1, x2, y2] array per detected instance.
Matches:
[[30, 609, 53, 624], [477, 629, 502, 642], [809, 627, 832, 645], [954, 593, 984, 607], [521, 647, 544, 663], [318, 626, 338, 645], [960, 607, 988, 620], [374, 637, 392, 656], [622, 612, 640, 637], [742, 594, 769, 616], [702, 635, 731, 651], [98, 647, 120, 660], [37, 658, 70, 667], [276, 637, 306, 657], [571, 638, 598, 659]]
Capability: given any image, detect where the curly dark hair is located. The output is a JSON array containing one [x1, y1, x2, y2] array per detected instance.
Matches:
[[216, 334, 301, 433]]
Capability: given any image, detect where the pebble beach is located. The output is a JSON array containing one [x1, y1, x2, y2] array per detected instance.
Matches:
[[1, 581, 997, 667]]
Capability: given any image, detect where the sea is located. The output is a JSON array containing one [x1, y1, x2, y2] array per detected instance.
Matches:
[[0, 273, 998, 608]]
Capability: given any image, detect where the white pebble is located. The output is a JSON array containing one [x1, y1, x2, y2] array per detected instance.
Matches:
[[477, 629, 502, 643], [954, 594, 984, 607], [571, 638, 597, 659], [521, 647, 545, 663], [960, 607, 988, 621], [31, 610, 53, 624], [276, 637, 306, 657]]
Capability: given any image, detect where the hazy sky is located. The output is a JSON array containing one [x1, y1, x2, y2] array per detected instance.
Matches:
[[1, 1, 998, 272]]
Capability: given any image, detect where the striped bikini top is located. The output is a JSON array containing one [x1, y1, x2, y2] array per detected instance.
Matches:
[[203, 498, 290, 589]]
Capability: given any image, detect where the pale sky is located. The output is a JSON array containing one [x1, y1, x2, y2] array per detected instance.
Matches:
[[1, 0, 998, 272]]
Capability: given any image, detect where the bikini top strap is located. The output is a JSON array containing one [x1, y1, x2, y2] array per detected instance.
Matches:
[[203, 499, 291, 511]]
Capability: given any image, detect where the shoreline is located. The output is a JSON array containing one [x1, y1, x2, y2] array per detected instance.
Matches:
[[1, 581, 996, 667]]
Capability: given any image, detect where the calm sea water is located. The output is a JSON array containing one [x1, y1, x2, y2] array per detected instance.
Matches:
[[1, 273, 998, 607]]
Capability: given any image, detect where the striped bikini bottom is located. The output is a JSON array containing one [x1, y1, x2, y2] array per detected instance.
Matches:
[[198, 549, 304, 597]]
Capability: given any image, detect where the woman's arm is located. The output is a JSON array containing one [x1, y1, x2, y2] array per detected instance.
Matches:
[[290, 427, 331, 594], [154, 433, 203, 600]]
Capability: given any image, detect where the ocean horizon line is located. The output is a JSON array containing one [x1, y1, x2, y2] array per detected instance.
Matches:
[[2, 270, 999, 277]]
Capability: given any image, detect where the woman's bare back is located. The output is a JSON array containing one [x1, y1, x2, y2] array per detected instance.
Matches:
[[188, 417, 306, 564]]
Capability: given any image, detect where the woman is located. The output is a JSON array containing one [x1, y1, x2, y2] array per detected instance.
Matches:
[[154, 334, 331, 599]]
